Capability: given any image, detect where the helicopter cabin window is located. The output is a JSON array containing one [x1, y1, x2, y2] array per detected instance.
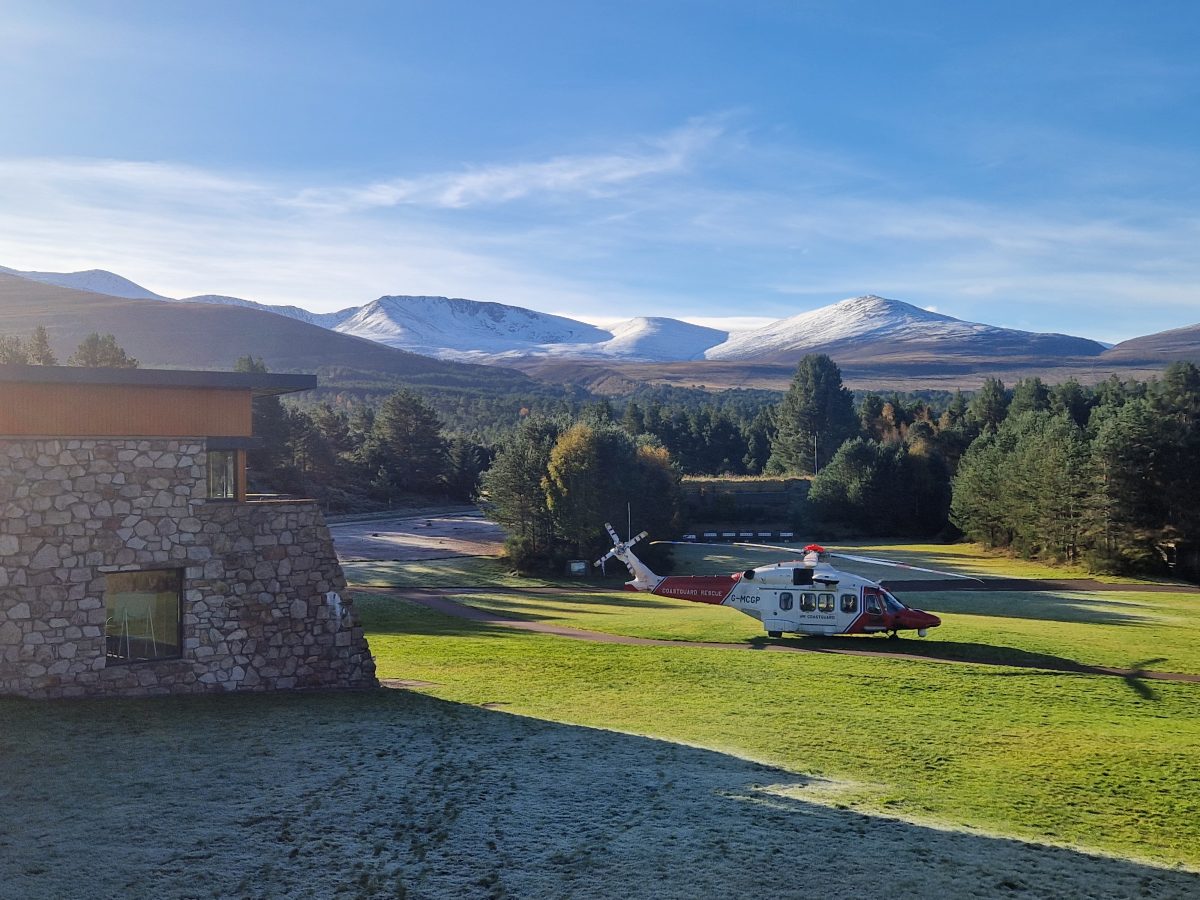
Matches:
[[864, 589, 885, 615], [817, 593, 835, 612], [778, 592, 794, 611], [800, 592, 817, 612], [840, 593, 858, 613], [792, 568, 813, 586]]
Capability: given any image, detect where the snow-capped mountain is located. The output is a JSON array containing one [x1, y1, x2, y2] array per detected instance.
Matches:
[[332, 295, 611, 357], [0, 265, 1115, 366], [705, 295, 1106, 362], [594, 317, 727, 361], [0, 266, 171, 301]]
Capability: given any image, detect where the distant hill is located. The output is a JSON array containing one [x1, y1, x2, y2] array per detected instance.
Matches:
[[0, 266, 171, 301], [0, 273, 545, 402], [1100, 322, 1200, 365]]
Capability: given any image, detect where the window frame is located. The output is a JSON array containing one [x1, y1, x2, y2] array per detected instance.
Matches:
[[104, 568, 184, 666], [840, 593, 859, 613], [206, 448, 238, 500], [800, 592, 817, 612], [778, 591, 794, 611]]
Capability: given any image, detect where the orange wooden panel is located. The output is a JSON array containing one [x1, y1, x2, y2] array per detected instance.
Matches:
[[0, 383, 252, 437]]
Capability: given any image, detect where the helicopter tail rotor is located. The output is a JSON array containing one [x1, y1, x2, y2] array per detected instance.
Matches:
[[596, 524, 660, 591]]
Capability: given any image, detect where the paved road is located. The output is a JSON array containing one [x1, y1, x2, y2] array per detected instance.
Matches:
[[329, 507, 505, 561]]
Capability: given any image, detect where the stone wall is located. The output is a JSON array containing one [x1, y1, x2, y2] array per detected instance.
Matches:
[[0, 438, 376, 699]]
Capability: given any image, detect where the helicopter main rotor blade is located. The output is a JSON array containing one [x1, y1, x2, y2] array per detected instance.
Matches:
[[651, 540, 810, 556], [651, 540, 982, 581], [829, 552, 982, 581]]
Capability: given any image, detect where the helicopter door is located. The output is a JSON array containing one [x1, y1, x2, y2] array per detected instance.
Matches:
[[863, 588, 886, 631]]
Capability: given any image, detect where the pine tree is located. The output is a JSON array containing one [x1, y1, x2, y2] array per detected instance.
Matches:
[[366, 389, 448, 498], [480, 415, 563, 563], [767, 354, 858, 475], [24, 326, 57, 365], [1009, 377, 1050, 417], [967, 378, 1008, 433], [68, 333, 138, 368]]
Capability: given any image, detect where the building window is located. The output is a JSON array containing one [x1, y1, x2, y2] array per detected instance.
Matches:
[[105, 569, 183, 664], [207, 449, 236, 499]]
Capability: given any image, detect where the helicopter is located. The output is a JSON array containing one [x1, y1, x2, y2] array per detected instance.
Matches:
[[595, 523, 973, 639]]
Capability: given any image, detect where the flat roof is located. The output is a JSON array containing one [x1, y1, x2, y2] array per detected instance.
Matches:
[[0, 364, 317, 397]]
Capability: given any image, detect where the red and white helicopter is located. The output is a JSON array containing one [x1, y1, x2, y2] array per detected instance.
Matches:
[[596, 523, 972, 639]]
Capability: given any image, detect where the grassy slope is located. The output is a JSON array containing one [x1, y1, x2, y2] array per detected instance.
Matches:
[[352, 542, 1200, 869]]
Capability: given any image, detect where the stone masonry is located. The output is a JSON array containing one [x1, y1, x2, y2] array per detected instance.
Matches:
[[0, 438, 377, 698]]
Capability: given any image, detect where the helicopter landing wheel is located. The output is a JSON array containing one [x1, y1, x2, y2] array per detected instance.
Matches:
[[888, 631, 900, 640], [767, 630, 782, 639]]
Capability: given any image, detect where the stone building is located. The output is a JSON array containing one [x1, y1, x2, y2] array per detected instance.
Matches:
[[0, 364, 376, 699]]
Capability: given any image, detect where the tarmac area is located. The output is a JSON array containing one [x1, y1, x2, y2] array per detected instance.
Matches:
[[328, 506, 505, 561]]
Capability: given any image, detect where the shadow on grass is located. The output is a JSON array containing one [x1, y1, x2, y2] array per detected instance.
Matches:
[[750, 634, 1176, 695], [903, 591, 1154, 626], [1, 689, 1197, 899]]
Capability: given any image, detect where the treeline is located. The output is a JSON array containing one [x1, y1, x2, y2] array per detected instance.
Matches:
[[753, 353, 1200, 577], [951, 363, 1200, 573], [0, 327, 139, 367], [239, 357, 493, 511]]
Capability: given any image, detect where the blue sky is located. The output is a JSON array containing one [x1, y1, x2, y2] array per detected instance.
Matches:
[[1, 1, 1197, 342]]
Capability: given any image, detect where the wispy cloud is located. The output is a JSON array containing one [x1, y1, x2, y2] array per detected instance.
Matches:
[[294, 120, 723, 212], [1, 119, 1198, 343]]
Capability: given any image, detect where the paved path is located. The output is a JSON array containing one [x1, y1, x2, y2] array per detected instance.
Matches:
[[366, 586, 1200, 685]]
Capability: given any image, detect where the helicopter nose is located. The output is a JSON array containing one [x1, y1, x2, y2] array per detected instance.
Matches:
[[901, 609, 940, 629]]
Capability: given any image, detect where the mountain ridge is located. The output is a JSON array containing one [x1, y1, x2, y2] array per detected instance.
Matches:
[[2, 264, 1194, 373]]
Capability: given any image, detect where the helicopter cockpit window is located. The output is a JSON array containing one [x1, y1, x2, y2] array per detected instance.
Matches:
[[840, 593, 858, 613], [792, 568, 813, 586], [817, 593, 835, 612], [864, 591, 884, 615], [800, 592, 817, 612], [779, 592, 793, 611], [885, 593, 907, 614]]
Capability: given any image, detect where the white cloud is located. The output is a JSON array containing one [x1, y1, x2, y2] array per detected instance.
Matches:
[[294, 120, 723, 212], [1, 119, 1199, 344]]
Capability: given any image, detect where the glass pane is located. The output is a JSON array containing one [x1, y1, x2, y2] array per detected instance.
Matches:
[[207, 450, 236, 499], [105, 570, 182, 663]]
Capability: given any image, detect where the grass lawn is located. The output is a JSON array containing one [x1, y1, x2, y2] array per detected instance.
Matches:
[[4, 541, 1198, 898], [352, 541, 1200, 872], [5, 689, 1197, 899]]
